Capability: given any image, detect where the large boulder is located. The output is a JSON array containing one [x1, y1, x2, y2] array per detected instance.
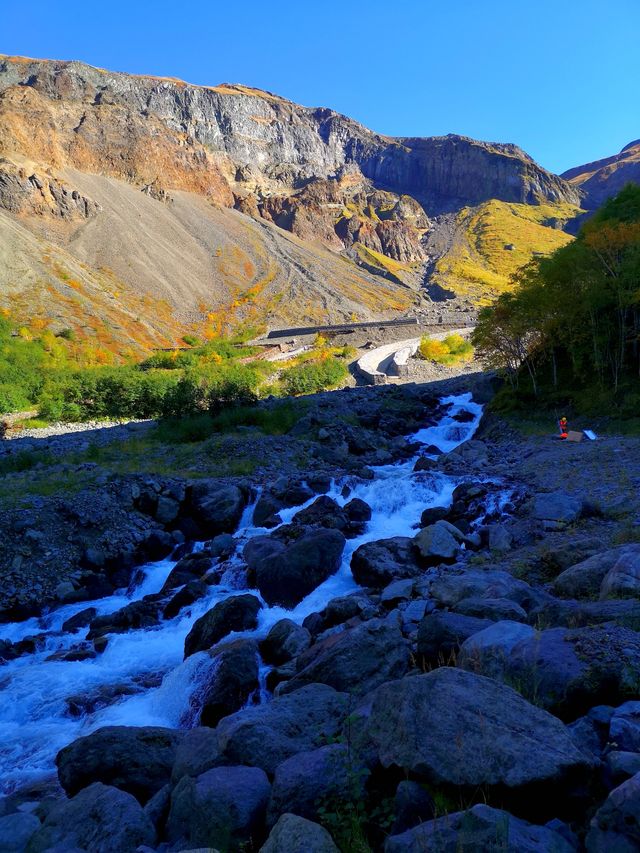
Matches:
[[87, 599, 161, 640], [268, 744, 368, 826], [385, 803, 576, 853], [259, 619, 311, 665], [530, 492, 583, 527], [429, 569, 539, 610], [171, 726, 222, 783], [454, 596, 527, 622], [26, 783, 156, 853], [554, 546, 640, 599], [351, 537, 421, 588], [260, 813, 339, 853], [188, 481, 247, 536], [586, 772, 640, 852], [279, 618, 410, 697], [417, 611, 493, 665], [413, 521, 466, 564], [184, 593, 262, 658], [610, 702, 640, 752], [56, 725, 181, 803], [166, 765, 270, 851], [360, 668, 595, 816], [458, 620, 537, 680], [199, 638, 260, 726], [245, 528, 345, 608], [161, 552, 214, 592], [601, 548, 640, 599], [216, 683, 349, 774], [293, 496, 349, 531], [0, 813, 40, 852], [163, 578, 208, 619], [490, 625, 640, 719]]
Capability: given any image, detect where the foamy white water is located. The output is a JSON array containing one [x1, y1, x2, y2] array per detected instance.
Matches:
[[0, 393, 482, 794]]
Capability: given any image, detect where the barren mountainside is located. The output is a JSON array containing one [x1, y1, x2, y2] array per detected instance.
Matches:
[[562, 139, 640, 210], [0, 55, 585, 350]]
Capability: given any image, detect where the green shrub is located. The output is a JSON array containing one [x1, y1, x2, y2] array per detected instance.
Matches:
[[281, 360, 348, 396], [419, 334, 474, 365]]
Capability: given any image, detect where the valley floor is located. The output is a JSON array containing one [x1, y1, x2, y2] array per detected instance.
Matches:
[[1, 372, 640, 850]]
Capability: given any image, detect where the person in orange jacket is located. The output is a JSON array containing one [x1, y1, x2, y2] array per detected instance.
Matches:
[[558, 416, 568, 439]]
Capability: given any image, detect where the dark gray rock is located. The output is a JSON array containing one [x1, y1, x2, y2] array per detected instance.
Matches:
[[245, 528, 345, 608], [87, 600, 161, 640], [268, 743, 368, 826], [351, 537, 421, 588], [26, 783, 155, 853], [610, 702, 640, 752], [260, 813, 339, 852], [554, 546, 640, 600], [184, 594, 262, 658], [361, 669, 595, 810], [188, 481, 246, 536], [143, 782, 171, 830], [607, 751, 640, 786], [293, 496, 349, 531], [279, 617, 410, 697], [413, 521, 466, 563], [166, 765, 270, 851], [161, 552, 214, 592], [385, 803, 575, 852], [344, 498, 372, 523], [497, 626, 640, 719], [458, 620, 536, 680], [216, 683, 349, 774], [171, 726, 222, 783], [259, 619, 311, 665], [163, 579, 208, 620], [56, 725, 181, 803], [454, 596, 527, 622], [391, 780, 435, 835], [199, 638, 259, 727], [531, 492, 583, 527], [62, 607, 97, 632], [417, 611, 493, 664], [429, 569, 538, 609], [586, 772, 640, 852], [420, 505, 449, 526], [0, 812, 40, 852]]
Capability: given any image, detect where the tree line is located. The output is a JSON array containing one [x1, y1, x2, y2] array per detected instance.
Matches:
[[472, 184, 640, 410]]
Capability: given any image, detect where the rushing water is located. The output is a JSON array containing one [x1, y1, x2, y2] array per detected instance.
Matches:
[[0, 393, 483, 795]]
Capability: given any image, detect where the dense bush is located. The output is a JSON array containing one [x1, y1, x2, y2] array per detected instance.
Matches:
[[281, 359, 349, 395], [38, 369, 181, 421], [419, 333, 473, 365]]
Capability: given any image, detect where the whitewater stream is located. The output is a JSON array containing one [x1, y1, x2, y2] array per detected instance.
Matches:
[[0, 393, 484, 795]]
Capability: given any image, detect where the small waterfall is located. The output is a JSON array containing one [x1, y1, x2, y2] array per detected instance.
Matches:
[[0, 392, 483, 794]]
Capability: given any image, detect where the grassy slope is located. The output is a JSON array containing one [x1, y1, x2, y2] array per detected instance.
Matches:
[[434, 200, 582, 304]]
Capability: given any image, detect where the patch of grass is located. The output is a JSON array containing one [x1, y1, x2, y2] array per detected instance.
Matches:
[[0, 449, 54, 475], [434, 199, 582, 304], [210, 400, 302, 435], [354, 243, 413, 282]]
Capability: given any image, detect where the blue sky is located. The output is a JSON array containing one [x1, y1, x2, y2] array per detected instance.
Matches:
[[3, 0, 639, 174]]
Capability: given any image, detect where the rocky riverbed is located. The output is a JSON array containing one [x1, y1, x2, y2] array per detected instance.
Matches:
[[1, 377, 640, 852]]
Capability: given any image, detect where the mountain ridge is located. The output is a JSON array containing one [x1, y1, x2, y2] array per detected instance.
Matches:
[[0, 55, 590, 352]]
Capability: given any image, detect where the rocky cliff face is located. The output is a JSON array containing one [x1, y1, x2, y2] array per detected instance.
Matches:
[[563, 140, 640, 210], [0, 55, 584, 345], [0, 56, 579, 214]]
